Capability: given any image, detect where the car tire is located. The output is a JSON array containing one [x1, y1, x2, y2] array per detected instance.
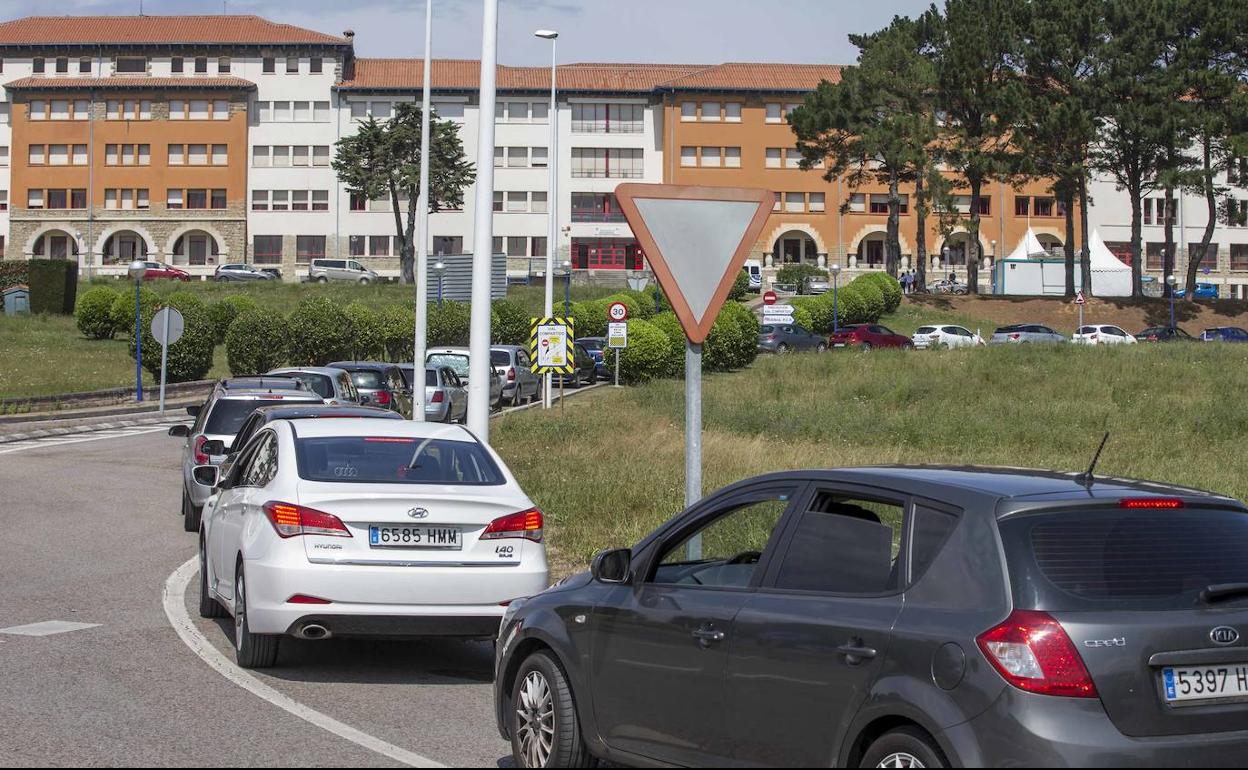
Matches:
[[317, 276, 329, 284], [859, 726, 947, 769], [903, 343, 914, 351], [359, 278, 371, 285], [198, 538, 227, 619], [510, 651, 595, 769], [816, 343, 827, 353], [233, 566, 279, 669], [776, 343, 790, 355], [183, 489, 201, 533], [860, 342, 874, 352]]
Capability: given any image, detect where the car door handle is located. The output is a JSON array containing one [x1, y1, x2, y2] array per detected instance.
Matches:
[[837, 643, 878, 663], [692, 628, 726, 647]]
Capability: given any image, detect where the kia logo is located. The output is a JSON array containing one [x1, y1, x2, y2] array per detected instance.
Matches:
[[407, 507, 429, 520], [1211, 626, 1240, 646]]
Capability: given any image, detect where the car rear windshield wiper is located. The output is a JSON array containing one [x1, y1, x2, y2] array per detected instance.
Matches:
[[1199, 583, 1248, 605]]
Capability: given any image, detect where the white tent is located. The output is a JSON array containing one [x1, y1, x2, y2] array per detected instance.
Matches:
[[1088, 230, 1132, 297], [1004, 227, 1049, 261]]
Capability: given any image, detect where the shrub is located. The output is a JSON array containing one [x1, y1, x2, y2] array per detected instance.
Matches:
[[617, 319, 672, 384], [344, 302, 385, 360], [380, 305, 416, 361], [286, 296, 353, 366], [719, 301, 760, 369], [492, 298, 530, 345], [166, 290, 204, 312], [728, 269, 751, 302], [206, 295, 259, 343], [806, 287, 868, 333], [129, 301, 215, 383], [620, 287, 661, 319], [111, 286, 160, 335], [851, 279, 886, 322], [429, 300, 471, 346], [775, 263, 828, 295], [27, 259, 78, 314], [0, 261, 28, 290], [75, 286, 120, 339], [855, 272, 902, 313], [569, 299, 609, 338], [789, 299, 816, 332], [649, 312, 688, 378], [703, 311, 747, 372], [225, 307, 290, 375]]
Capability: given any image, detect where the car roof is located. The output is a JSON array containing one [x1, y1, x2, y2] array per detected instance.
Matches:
[[491, 344, 524, 352], [217, 376, 307, 392], [248, 404, 399, 421], [327, 361, 394, 371], [269, 366, 349, 377], [280, 416, 477, 443], [427, 347, 470, 355]]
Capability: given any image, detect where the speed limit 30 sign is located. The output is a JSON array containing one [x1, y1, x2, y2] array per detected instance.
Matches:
[[608, 301, 629, 322]]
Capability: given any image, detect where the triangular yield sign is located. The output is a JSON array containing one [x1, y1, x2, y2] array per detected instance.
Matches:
[[615, 184, 773, 344]]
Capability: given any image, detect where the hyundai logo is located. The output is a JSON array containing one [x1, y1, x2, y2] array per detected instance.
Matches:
[[407, 507, 430, 520], [1211, 626, 1240, 646]]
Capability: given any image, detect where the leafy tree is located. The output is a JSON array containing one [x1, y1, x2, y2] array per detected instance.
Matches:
[[333, 104, 476, 284]]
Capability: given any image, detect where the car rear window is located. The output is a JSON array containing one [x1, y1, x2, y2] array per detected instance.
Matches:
[[490, 350, 510, 366], [760, 325, 775, 334], [999, 508, 1248, 611], [294, 436, 504, 485], [349, 370, 385, 389], [427, 354, 470, 377], [915, 326, 936, 334], [205, 398, 269, 436], [995, 325, 1024, 333], [579, 339, 604, 351]]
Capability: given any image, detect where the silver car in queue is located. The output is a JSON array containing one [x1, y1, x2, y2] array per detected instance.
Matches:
[[266, 367, 361, 405]]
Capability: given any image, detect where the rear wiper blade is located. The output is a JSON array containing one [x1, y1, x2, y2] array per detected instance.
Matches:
[[1199, 583, 1248, 605]]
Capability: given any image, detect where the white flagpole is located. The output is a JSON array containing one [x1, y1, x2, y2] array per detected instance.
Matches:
[[467, 0, 499, 439], [412, 0, 433, 421]]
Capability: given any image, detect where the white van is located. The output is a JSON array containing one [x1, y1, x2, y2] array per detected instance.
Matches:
[[743, 259, 763, 290]]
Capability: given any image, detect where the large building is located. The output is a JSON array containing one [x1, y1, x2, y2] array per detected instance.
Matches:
[[1, 13, 1244, 297]]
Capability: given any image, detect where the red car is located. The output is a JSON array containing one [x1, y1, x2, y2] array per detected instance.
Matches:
[[140, 261, 191, 282], [829, 323, 912, 350]]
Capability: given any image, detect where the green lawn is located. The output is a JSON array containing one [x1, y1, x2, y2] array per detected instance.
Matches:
[[491, 343, 1248, 576]]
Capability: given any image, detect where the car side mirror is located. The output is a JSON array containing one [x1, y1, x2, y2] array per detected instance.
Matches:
[[203, 440, 226, 456], [591, 548, 633, 585], [192, 465, 220, 488], [186, 405, 201, 417], [168, 424, 190, 438]]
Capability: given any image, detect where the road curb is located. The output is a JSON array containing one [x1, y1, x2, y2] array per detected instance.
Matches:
[[0, 412, 181, 444]]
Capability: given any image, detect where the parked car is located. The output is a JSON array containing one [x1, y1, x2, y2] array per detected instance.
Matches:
[[1138, 326, 1197, 343], [912, 325, 984, 350], [307, 258, 379, 284], [576, 337, 609, 380], [829, 323, 912, 351], [492, 345, 542, 405], [927, 279, 969, 295], [989, 324, 1068, 345], [327, 361, 413, 415], [758, 324, 826, 354], [803, 274, 831, 295], [1201, 327, 1248, 342], [1072, 325, 1138, 346], [214, 263, 276, 282], [139, 261, 191, 282], [170, 378, 323, 533], [260, 268, 283, 280], [494, 466, 1248, 768], [1173, 283, 1220, 300], [195, 418, 549, 668], [425, 347, 504, 410], [396, 364, 469, 423], [557, 342, 598, 388], [267, 367, 361, 404]]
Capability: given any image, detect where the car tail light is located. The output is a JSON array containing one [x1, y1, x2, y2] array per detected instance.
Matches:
[[263, 501, 352, 539], [1120, 497, 1184, 509], [1010, 333, 1021, 341], [481, 508, 543, 543], [977, 610, 1098, 698], [430, 390, 445, 403], [507, 367, 517, 382], [375, 390, 392, 406], [287, 594, 332, 604], [193, 435, 209, 464]]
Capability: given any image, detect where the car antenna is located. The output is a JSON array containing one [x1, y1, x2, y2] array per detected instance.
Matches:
[[1075, 432, 1111, 488]]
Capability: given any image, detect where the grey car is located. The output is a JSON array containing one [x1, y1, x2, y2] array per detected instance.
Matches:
[[266, 367, 361, 405], [494, 466, 1248, 768], [758, 323, 827, 354], [396, 364, 469, 423], [214, 263, 276, 282], [307, 258, 379, 284], [426, 347, 505, 410], [989, 324, 1068, 345], [492, 345, 542, 405], [170, 378, 322, 532]]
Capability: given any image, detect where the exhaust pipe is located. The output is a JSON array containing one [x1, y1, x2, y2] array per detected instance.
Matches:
[[298, 623, 332, 640]]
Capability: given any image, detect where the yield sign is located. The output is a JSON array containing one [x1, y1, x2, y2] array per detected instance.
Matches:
[[615, 184, 773, 344], [1075, 291, 1086, 306]]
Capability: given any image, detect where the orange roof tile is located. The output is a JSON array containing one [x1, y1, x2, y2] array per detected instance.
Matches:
[[4, 75, 256, 90], [0, 15, 348, 46], [658, 63, 843, 92]]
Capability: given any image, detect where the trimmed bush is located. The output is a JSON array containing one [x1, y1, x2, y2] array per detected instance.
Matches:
[[75, 286, 120, 339], [380, 305, 416, 361], [703, 311, 747, 372], [567, 298, 608, 338], [649, 312, 687, 378], [617, 319, 672, 384], [620, 287, 661, 319], [728, 269, 750, 302], [806, 287, 868, 333], [492, 298, 530, 345], [0, 261, 28, 290], [166, 290, 204, 311], [855, 272, 902, 313], [129, 301, 215, 383], [429, 300, 471, 346], [287, 297, 353, 366], [720, 301, 760, 369], [851, 279, 886, 321], [111, 286, 160, 335], [206, 295, 259, 343], [789, 299, 816, 332], [28, 259, 78, 314], [225, 307, 290, 376], [345, 302, 385, 360], [775, 263, 828, 295]]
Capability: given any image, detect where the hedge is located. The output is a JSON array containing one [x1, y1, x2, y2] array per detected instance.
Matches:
[[648, 312, 687, 378], [380, 305, 416, 361], [111, 286, 160, 335], [728, 269, 750, 302], [75, 286, 120, 339], [129, 301, 215, 383], [776, 263, 828, 295], [166, 290, 205, 312], [226, 307, 290, 375], [492, 298, 530, 345], [206, 294, 259, 343], [719, 301, 760, 370], [569, 298, 609, 338], [850, 279, 886, 321], [0, 261, 27, 290], [806, 286, 869, 333], [287, 297, 353, 366], [344, 302, 385, 360], [616, 319, 672, 384], [28, 259, 78, 314], [704, 311, 747, 372], [854, 272, 902, 313], [429, 300, 471, 347]]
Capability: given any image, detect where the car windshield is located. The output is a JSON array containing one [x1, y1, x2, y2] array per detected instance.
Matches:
[[205, 399, 267, 436], [349, 370, 385, 389], [999, 507, 1248, 611], [294, 436, 504, 485], [428, 354, 470, 377], [490, 351, 510, 366], [579, 339, 604, 351]]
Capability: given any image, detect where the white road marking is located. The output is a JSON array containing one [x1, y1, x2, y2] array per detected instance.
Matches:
[[0, 621, 101, 637], [0, 424, 176, 454], [162, 557, 444, 769]]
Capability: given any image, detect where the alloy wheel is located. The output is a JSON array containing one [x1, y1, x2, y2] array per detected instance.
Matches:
[[515, 670, 555, 767], [234, 573, 246, 651], [877, 753, 926, 769]]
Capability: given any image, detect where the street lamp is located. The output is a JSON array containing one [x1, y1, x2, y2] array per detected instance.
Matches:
[[830, 263, 842, 334], [434, 260, 446, 308], [562, 259, 572, 317], [535, 29, 558, 410], [127, 259, 146, 402], [1166, 274, 1178, 328]]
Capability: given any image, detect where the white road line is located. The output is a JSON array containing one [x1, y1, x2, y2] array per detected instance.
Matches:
[[162, 558, 444, 769], [0, 425, 174, 454]]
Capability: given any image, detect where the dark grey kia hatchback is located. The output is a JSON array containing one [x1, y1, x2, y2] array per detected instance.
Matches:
[[494, 467, 1248, 768]]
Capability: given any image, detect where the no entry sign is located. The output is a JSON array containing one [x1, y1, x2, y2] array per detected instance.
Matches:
[[763, 291, 778, 306]]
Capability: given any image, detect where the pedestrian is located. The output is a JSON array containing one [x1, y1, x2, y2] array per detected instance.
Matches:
[[900, 271, 910, 295]]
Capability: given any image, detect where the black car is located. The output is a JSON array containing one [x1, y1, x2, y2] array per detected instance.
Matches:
[[494, 467, 1248, 768], [1138, 326, 1196, 343], [576, 337, 609, 380], [327, 361, 414, 415], [556, 343, 597, 388]]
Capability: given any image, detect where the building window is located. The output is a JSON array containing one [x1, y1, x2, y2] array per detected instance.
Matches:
[[79, 58, 91, 74], [194, 57, 208, 74], [368, 235, 389, 256], [724, 147, 742, 168], [725, 103, 742, 123], [701, 146, 721, 168], [531, 101, 548, 122], [309, 57, 323, 74], [187, 189, 208, 209], [680, 101, 696, 122], [506, 191, 528, 213], [47, 189, 67, 209], [531, 147, 548, 168], [168, 144, 184, 165], [0, 191, 9, 212], [785, 148, 803, 169], [492, 191, 504, 212], [212, 144, 228, 165], [55, 57, 68, 74], [570, 148, 643, 179], [773, 192, 782, 212], [115, 57, 146, 74], [188, 144, 208, 166], [765, 103, 782, 123], [50, 100, 69, 120], [493, 147, 505, 168], [1231, 244, 1248, 271], [531, 191, 548, 214], [571, 192, 624, 223], [313, 146, 330, 166], [785, 192, 805, 213], [1146, 242, 1165, 271], [809, 193, 826, 213], [1015, 197, 1030, 217], [32, 57, 44, 74], [292, 146, 309, 166], [765, 148, 782, 169], [312, 190, 329, 211], [681, 146, 697, 168], [72, 99, 89, 119], [167, 189, 184, 209], [211, 189, 227, 209], [0, 146, 6, 166], [350, 193, 366, 212], [190, 100, 209, 120], [262, 57, 276, 74], [571, 103, 643, 134], [271, 191, 289, 212], [253, 235, 282, 264], [296, 236, 325, 263], [285, 57, 299, 74], [978, 197, 992, 216], [292, 190, 309, 211], [28, 145, 45, 165], [701, 102, 721, 122], [507, 147, 528, 168], [252, 190, 268, 211], [27, 189, 44, 208], [218, 57, 231, 74], [1225, 199, 1248, 227], [348, 236, 365, 257], [171, 57, 184, 74], [1034, 197, 1055, 217], [28, 100, 46, 120]]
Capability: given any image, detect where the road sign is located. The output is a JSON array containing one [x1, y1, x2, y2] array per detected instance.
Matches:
[[763, 290, 778, 306], [763, 303, 795, 316], [1074, 291, 1086, 306], [151, 307, 184, 347], [529, 317, 575, 374], [608, 321, 628, 349], [608, 301, 629, 322], [764, 314, 796, 326]]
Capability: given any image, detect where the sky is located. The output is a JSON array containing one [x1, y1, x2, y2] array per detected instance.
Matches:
[[0, 0, 938, 65]]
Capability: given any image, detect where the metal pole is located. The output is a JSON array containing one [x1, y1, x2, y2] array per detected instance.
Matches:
[[412, 0, 434, 422], [614, 348, 620, 387], [543, 34, 558, 411], [685, 339, 702, 557], [466, 0, 499, 439], [437, 273, 443, 307], [134, 281, 143, 402], [832, 273, 839, 333], [159, 307, 170, 414], [564, 272, 571, 316]]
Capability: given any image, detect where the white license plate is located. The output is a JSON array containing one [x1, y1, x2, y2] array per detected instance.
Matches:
[[1163, 666, 1248, 704], [369, 526, 462, 550], [833, 343, 847, 348]]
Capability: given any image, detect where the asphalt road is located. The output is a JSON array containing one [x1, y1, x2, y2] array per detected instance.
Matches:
[[0, 427, 513, 767]]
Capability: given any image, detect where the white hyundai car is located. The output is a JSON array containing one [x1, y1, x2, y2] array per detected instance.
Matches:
[[1071, 324, 1138, 346], [195, 418, 549, 668], [911, 324, 985, 350]]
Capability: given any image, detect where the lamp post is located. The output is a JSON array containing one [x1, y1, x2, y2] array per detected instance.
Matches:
[[1167, 274, 1178, 328], [562, 259, 572, 317], [434, 260, 446, 307], [127, 259, 146, 402], [831, 263, 842, 334], [535, 29, 558, 410]]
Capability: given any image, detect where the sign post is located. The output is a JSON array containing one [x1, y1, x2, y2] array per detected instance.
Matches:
[[1075, 290, 1086, 331], [150, 306, 185, 415], [607, 301, 629, 388], [616, 183, 773, 512], [530, 316, 575, 416]]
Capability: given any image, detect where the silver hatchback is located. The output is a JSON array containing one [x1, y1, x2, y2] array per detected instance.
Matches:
[[491, 345, 542, 405], [307, 258, 379, 284], [989, 324, 1068, 345]]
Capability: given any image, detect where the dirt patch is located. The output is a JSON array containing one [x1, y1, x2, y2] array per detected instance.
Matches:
[[906, 294, 1248, 334]]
